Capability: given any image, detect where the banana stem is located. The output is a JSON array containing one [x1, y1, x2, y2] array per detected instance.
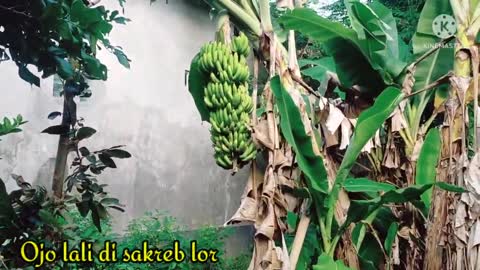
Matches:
[[289, 213, 311, 269], [328, 235, 341, 257], [239, 0, 258, 19], [419, 110, 439, 137], [319, 214, 331, 251], [216, 12, 231, 44], [473, 46, 479, 151], [285, 0, 300, 76], [216, 0, 262, 36], [252, 56, 259, 125], [259, 0, 273, 32], [449, 0, 467, 24]]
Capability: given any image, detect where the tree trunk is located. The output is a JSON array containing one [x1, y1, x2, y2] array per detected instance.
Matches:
[[424, 1, 478, 267], [51, 89, 76, 199]]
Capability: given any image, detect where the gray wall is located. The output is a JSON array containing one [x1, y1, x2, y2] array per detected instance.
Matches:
[[0, 0, 248, 231]]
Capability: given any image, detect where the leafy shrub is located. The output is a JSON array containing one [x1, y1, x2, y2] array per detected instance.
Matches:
[[71, 210, 249, 270]]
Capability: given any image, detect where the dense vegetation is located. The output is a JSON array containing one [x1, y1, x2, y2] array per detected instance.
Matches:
[[187, 0, 480, 269], [0, 0, 131, 268], [68, 210, 250, 270]]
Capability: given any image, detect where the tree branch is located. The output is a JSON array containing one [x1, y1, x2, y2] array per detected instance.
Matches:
[[0, 4, 32, 18], [408, 36, 455, 70], [404, 72, 453, 99]]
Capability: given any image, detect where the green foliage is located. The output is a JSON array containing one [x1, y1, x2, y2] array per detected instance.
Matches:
[[1, 206, 249, 269], [267, 76, 444, 268], [326, 0, 426, 44], [297, 0, 425, 96], [265, 76, 464, 268], [280, 9, 357, 44], [270, 76, 328, 195], [347, 0, 407, 77], [0, 0, 131, 268], [187, 1, 464, 269], [41, 117, 131, 232], [325, 0, 351, 26], [188, 53, 211, 122], [401, 0, 454, 151], [343, 178, 396, 193], [299, 57, 337, 96], [101, 211, 248, 270], [335, 87, 403, 180], [285, 213, 321, 270], [0, 0, 130, 86], [0, 179, 16, 237], [415, 128, 441, 209], [222, 254, 251, 270], [382, 0, 426, 43], [410, 0, 454, 95], [0, 177, 51, 268], [298, 58, 335, 83], [384, 222, 398, 258], [313, 254, 353, 270], [325, 87, 403, 230], [0, 116, 130, 268], [0, 115, 27, 138], [344, 182, 464, 233], [279, 6, 408, 96]]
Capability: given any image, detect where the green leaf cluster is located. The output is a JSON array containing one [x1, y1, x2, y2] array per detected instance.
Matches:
[[0, 115, 27, 138], [0, 0, 130, 86], [279, 1, 409, 96]]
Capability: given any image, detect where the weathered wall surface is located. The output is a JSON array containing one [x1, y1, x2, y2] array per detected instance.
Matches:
[[0, 0, 248, 230]]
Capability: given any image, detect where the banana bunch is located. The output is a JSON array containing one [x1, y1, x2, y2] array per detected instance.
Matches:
[[197, 34, 256, 170], [203, 82, 253, 112], [232, 32, 249, 58], [199, 42, 249, 83]]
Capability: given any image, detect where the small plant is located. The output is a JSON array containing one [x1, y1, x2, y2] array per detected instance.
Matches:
[[0, 114, 130, 269], [0, 115, 27, 138], [105, 210, 244, 270], [41, 116, 131, 232]]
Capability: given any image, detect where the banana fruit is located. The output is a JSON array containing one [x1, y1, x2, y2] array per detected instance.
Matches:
[[232, 32, 250, 58], [197, 33, 256, 171]]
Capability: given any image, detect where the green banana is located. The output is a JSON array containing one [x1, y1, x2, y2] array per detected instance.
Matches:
[[197, 33, 257, 170], [232, 32, 249, 57]]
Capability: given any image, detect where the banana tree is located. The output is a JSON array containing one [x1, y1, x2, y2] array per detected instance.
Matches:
[[187, 0, 469, 269], [424, 0, 480, 269]]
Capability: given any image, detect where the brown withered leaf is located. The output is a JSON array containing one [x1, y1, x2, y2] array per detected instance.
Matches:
[[262, 169, 276, 201], [273, 149, 290, 169], [391, 106, 409, 132], [280, 233, 291, 270], [226, 164, 264, 225], [326, 103, 345, 135], [411, 137, 424, 162], [454, 199, 468, 245], [339, 118, 352, 150], [383, 131, 400, 168], [450, 73, 472, 95], [401, 66, 415, 95], [320, 122, 339, 148], [466, 153, 480, 197], [467, 220, 480, 268], [226, 196, 257, 225], [254, 118, 275, 150]]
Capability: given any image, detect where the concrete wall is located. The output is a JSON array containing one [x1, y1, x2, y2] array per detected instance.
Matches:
[[0, 0, 248, 231]]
